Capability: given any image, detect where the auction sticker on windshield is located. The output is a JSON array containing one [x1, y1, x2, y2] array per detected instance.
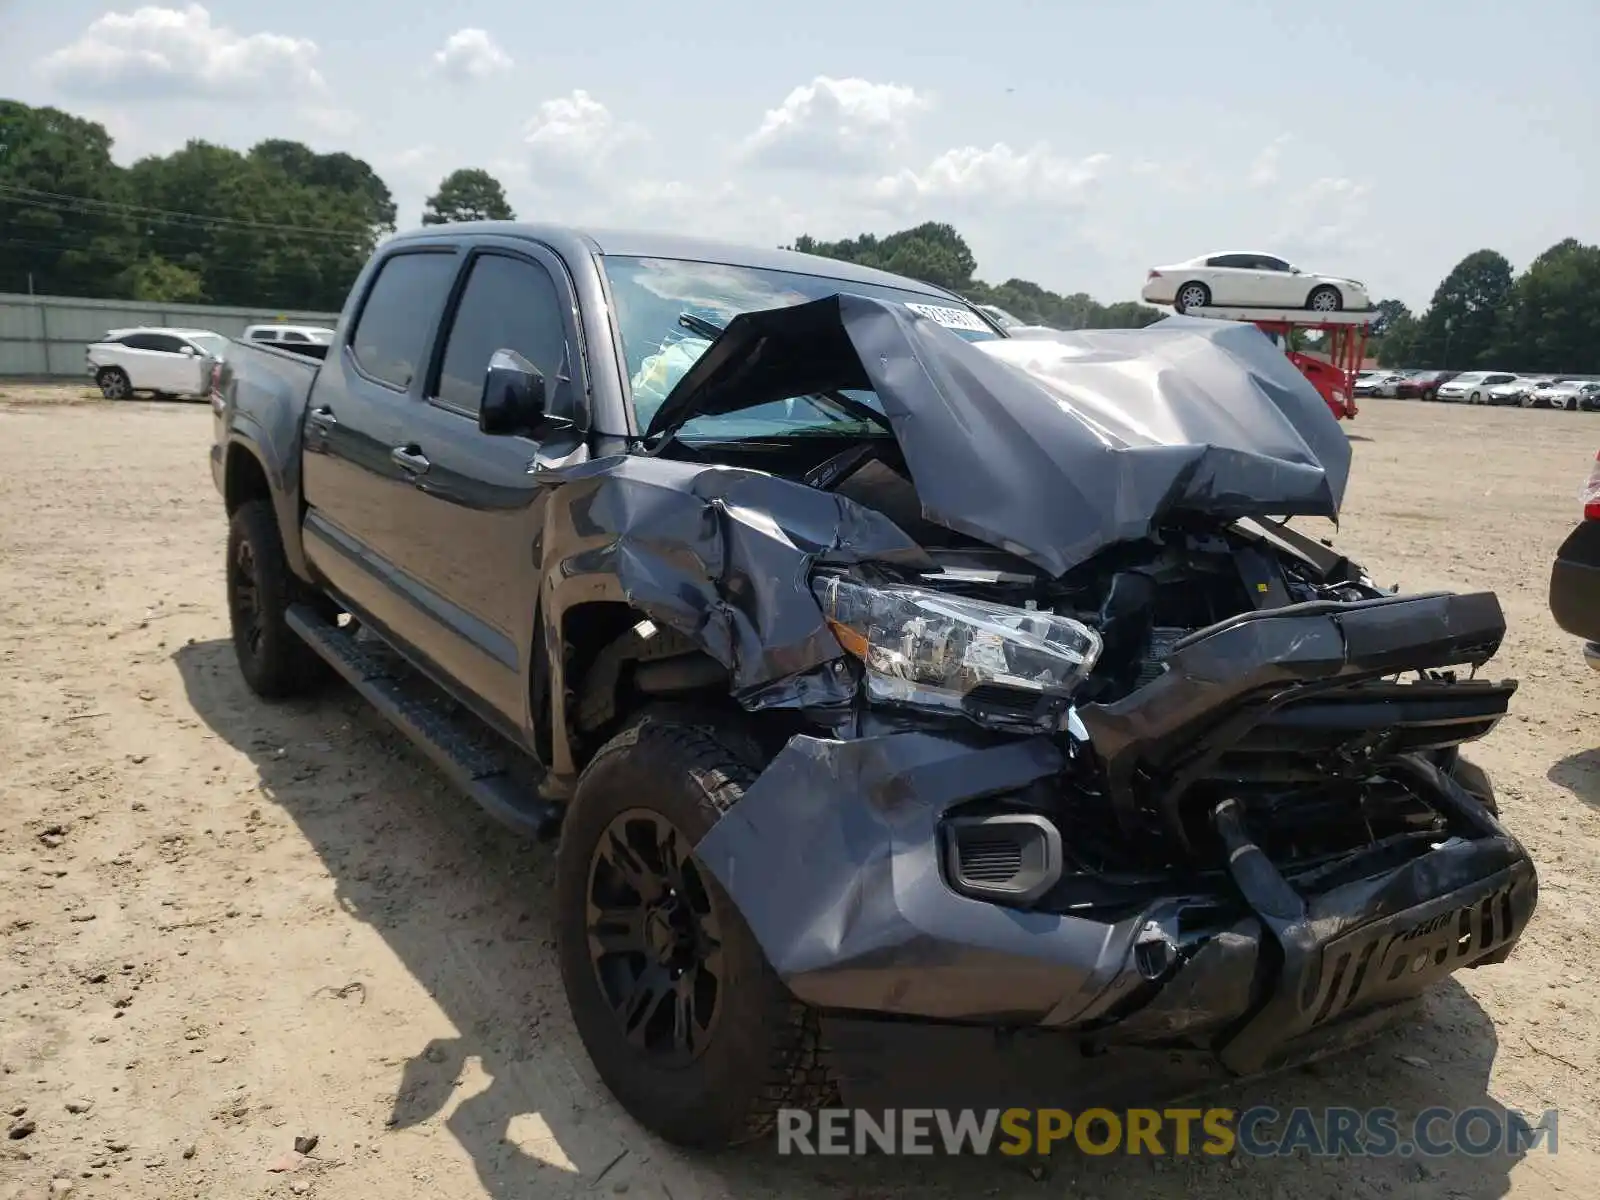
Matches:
[[905, 303, 992, 332]]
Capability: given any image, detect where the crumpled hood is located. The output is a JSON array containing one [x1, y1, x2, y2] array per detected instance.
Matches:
[[645, 294, 1351, 578]]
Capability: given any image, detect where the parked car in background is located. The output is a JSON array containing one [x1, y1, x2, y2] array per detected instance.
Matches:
[[86, 326, 229, 400], [1522, 378, 1572, 408], [1437, 372, 1517, 403], [1381, 373, 1413, 397], [1353, 371, 1382, 397], [1142, 252, 1372, 313], [1548, 450, 1600, 671], [1486, 376, 1533, 406], [244, 323, 336, 347], [1398, 370, 1459, 400], [1542, 380, 1600, 411]]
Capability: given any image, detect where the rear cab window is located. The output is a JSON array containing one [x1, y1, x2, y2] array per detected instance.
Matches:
[[349, 251, 460, 391]]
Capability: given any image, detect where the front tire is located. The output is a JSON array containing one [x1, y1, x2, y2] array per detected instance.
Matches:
[[226, 500, 330, 699], [1471, 391, 1483, 405], [555, 713, 834, 1149], [96, 367, 131, 400], [1173, 281, 1211, 313], [1306, 285, 1343, 313]]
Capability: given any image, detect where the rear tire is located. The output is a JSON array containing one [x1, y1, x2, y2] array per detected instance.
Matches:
[[1174, 281, 1211, 313], [555, 712, 835, 1149], [96, 367, 131, 400], [226, 500, 331, 699]]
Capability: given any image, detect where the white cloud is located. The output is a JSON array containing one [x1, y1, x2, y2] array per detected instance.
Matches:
[[742, 76, 931, 170], [39, 5, 325, 100], [1248, 135, 1290, 187], [429, 28, 513, 82], [1272, 176, 1375, 258], [300, 106, 362, 139], [523, 90, 644, 181], [871, 144, 1111, 209], [388, 145, 437, 171]]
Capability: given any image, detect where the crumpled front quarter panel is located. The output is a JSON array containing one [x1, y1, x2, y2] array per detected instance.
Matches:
[[540, 453, 934, 699]]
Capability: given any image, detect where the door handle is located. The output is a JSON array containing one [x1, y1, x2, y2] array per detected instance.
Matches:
[[307, 405, 338, 428], [391, 445, 431, 474]]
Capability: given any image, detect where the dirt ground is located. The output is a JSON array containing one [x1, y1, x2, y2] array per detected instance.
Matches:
[[1, 383, 1597, 1200]]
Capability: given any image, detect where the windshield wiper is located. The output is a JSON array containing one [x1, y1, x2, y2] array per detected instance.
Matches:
[[678, 312, 724, 341]]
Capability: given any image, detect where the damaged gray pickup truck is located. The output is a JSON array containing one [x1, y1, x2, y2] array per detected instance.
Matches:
[[211, 223, 1536, 1149]]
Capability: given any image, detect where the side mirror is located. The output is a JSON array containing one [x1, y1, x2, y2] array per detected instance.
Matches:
[[181, 345, 198, 356], [479, 349, 567, 438]]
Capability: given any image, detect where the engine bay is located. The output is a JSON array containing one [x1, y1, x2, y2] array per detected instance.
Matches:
[[664, 429, 1514, 894]]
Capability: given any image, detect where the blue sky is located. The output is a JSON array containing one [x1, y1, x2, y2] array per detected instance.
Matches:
[[4, 0, 1595, 308]]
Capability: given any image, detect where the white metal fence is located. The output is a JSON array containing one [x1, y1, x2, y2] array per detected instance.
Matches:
[[0, 292, 339, 378]]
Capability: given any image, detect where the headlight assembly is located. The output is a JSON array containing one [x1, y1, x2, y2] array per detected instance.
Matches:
[[812, 575, 1102, 732]]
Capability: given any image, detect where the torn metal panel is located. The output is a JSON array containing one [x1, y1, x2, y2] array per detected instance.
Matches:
[[646, 294, 1353, 577], [694, 724, 1537, 1072], [536, 455, 933, 771], [544, 454, 931, 688], [693, 729, 1155, 1024]]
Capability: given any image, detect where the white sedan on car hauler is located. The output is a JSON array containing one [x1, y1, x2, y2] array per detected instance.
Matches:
[[1142, 252, 1372, 314]]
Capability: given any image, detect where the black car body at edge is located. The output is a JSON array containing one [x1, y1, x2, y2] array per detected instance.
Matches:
[[211, 221, 1537, 1148], [1549, 453, 1600, 671]]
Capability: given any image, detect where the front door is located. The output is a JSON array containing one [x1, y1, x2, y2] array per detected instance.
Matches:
[[388, 242, 589, 732], [299, 247, 462, 646]]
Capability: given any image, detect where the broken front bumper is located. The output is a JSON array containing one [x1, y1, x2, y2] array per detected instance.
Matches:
[[693, 588, 1536, 1101], [695, 731, 1535, 1100]]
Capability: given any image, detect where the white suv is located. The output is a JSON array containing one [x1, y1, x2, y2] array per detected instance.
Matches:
[[242, 324, 335, 346], [86, 327, 230, 399]]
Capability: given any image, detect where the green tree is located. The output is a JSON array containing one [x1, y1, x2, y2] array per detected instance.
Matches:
[[1375, 313, 1419, 366], [0, 100, 136, 296], [421, 168, 515, 225], [1491, 239, 1600, 373], [1370, 298, 1412, 338], [791, 223, 977, 293], [1410, 249, 1514, 369], [124, 139, 377, 309], [251, 139, 397, 234], [118, 256, 204, 303], [790, 223, 1161, 328]]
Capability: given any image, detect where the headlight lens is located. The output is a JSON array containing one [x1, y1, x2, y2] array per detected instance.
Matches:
[[813, 576, 1102, 732]]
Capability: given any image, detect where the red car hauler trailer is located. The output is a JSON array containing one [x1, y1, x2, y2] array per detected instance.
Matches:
[[1182, 306, 1372, 421]]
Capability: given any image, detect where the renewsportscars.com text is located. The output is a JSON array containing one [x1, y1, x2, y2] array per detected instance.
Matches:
[[776, 1106, 1560, 1157]]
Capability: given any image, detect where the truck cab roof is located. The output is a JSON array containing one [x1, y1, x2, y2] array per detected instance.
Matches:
[[381, 221, 970, 304]]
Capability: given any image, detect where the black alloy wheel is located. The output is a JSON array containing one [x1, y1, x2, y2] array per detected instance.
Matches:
[[585, 808, 725, 1065], [229, 536, 265, 659]]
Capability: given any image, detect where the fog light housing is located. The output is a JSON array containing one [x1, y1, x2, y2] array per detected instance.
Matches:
[[941, 812, 1062, 905]]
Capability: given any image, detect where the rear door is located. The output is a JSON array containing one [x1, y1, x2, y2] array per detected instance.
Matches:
[[299, 246, 462, 648], [387, 242, 588, 730], [1204, 254, 1260, 304]]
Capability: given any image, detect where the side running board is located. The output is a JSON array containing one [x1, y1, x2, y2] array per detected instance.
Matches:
[[285, 604, 562, 841]]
